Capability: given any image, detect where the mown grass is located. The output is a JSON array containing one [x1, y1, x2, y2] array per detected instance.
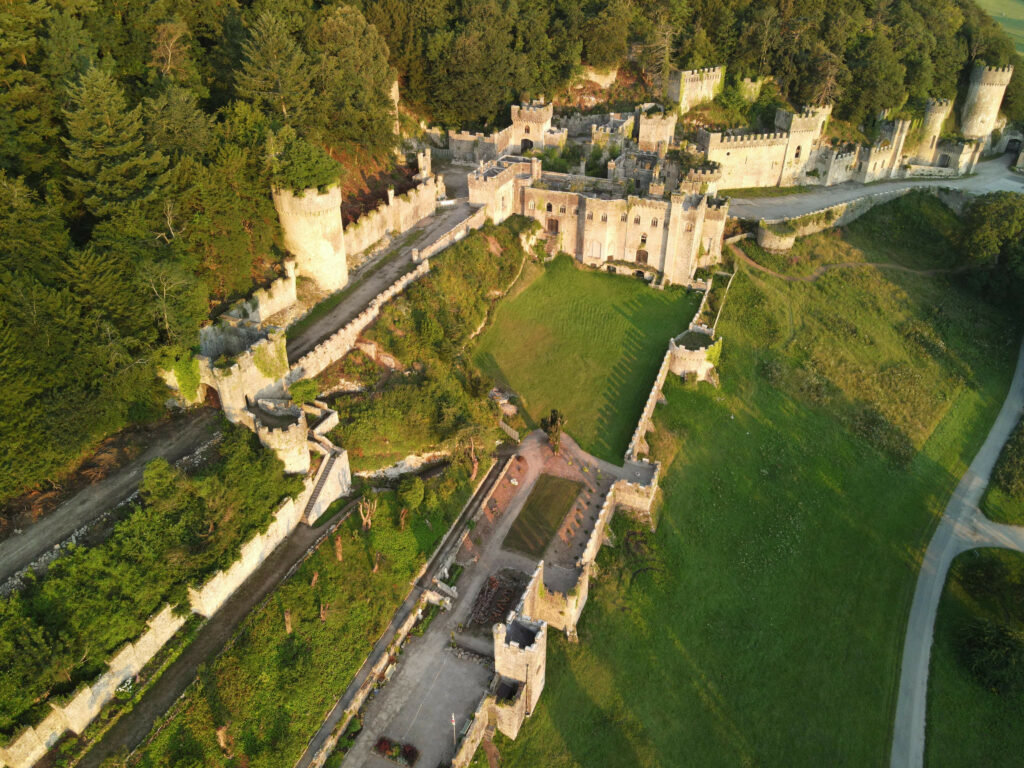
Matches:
[[132, 465, 476, 768], [926, 548, 1024, 767], [502, 475, 582, 558], [473, 256, 701, 463], [497, 196, 1020, 767], [720, 184, 813, 198]]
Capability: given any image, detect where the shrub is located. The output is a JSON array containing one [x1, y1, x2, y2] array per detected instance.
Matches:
[[993, 419, 1024, 500], [290, 378, 320, 404], [956, 618, 1024, 695]]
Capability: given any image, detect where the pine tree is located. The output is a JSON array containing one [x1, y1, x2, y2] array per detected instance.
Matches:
[[62, 67, 168, 219], [234, 12, 312, 123]]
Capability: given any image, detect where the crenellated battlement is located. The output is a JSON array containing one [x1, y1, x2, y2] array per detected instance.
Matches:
[[973, 64, 1015, 85], [716, 131, 788, 145]]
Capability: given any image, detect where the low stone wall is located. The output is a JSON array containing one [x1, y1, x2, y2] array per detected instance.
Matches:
[[288, 260, 432, 382], [227, 259, 298, 324], [343, 177, 440, 257], [450, 693, 492, 768], [413, 207, 488, 262], [755, 225, 796, 252]]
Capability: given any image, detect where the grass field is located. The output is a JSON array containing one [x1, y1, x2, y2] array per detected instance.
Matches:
[[926, 548, 1024, 766], [502, 474, 583, 558], [496, 194, 1021, 767], [977, 0, 1024, 54], [473, 256, 701, 463]]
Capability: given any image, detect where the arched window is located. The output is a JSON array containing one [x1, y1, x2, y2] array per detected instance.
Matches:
[[634, 216, 640, 225], [620, 213, 627, 222], [586, 211, 594, 220], [546, 202, 553, 212], [640, 233, 647, 245], [559, 205, 566, 214], [601, 213, 608, 222], [524, 125, 530, 134], [528, 201, 536, 211], [651, 218, 658, 227], [795, 145, 802, 159]]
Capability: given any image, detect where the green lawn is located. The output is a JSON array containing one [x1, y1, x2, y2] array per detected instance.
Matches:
[[497, 195, 1021, 767], [926, 548, 1024, 767], [502, 474, 583, 558], [981, 484, 1024, 524], [977, 0, 1024, 54], [473, 256, 702, 463]]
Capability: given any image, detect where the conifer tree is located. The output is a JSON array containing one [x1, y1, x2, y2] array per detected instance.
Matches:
[[62, 67, 168, 220], [234, 12, 312, 123]]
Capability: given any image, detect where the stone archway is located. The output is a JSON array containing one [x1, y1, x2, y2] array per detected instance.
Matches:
[[521, 139, 534, 153]]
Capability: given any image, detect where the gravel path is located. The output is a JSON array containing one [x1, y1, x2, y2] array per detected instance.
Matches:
[[890, 336, 1024, 768]]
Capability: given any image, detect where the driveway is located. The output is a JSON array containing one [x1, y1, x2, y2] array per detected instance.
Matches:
[[890, 335, 1024, 768], [728, 155, 1024, 221], [0, 410, 218, 585]]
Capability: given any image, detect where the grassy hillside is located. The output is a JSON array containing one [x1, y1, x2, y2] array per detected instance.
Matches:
[[497, 194, 1021, 767], [473, 257, 701, 463], [977, 0, 1024, 54]]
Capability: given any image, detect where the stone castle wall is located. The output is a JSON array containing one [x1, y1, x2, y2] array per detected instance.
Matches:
[[342, 177, 440, 257], [668, 66, 725, 113], [255, 414, 310, 475], [962, 64, 1014, 141], [272, 186, 348, 293], [0, 473, 349, 768], [288, 260, 432, 382], [197, 330, 289, 426], [625, 348, 672, 462]]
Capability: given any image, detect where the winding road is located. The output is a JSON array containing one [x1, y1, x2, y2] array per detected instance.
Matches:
[[889, 337, 1024, 768]]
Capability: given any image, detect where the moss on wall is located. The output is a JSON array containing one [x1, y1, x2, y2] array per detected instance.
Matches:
[[254, 341, 288, 380], [173, 356, 201, 402]]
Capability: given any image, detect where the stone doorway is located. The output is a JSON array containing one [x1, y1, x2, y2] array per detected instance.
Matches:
[[547, 218, 559, 235], [521, 139, 534, 153], [636, 249, 648, 265]]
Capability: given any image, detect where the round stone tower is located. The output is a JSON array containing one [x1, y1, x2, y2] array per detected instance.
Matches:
[[271, 185, 348, 293], [914, 98, 953, 164], [961, 64, 1014, 142]]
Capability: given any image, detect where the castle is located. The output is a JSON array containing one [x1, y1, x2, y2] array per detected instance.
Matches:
[[695, 63, 1015, 189], [468, 155, 727, 284]]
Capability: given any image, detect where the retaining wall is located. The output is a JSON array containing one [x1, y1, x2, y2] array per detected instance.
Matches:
[[756, 186, 973, 252], [413, 207, 488, 262]]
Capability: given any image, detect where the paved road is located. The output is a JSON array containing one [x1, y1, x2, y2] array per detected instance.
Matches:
[[78, 498, 360, 768], [0, 410, 218, 585], [890, 336, 1024, 768], [287, 199, 475, 363], [294, 454, 512, 768], [728, 154, 1024, 221]]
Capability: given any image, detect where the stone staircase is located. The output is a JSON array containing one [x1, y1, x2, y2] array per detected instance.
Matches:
[[303, 451, 337, 521]]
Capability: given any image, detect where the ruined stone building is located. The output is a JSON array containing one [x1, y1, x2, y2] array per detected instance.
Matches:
[[469, 155, 728, 284], [447, 100, 568, 163]]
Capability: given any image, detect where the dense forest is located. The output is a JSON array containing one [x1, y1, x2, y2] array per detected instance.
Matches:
[[0, 0, 1022, 506]]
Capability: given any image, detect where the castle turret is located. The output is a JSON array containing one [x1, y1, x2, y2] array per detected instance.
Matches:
[[915, 98, 953, 164], [271, 185, 348, 293], [961, 64, 1014, 142]]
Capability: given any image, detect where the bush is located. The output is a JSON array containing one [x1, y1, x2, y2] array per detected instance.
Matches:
[[993, 419, 1024, 500], [956, 618, 1024, 695], [0, 422, 301, 738], [289, 378, 320, 404]]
